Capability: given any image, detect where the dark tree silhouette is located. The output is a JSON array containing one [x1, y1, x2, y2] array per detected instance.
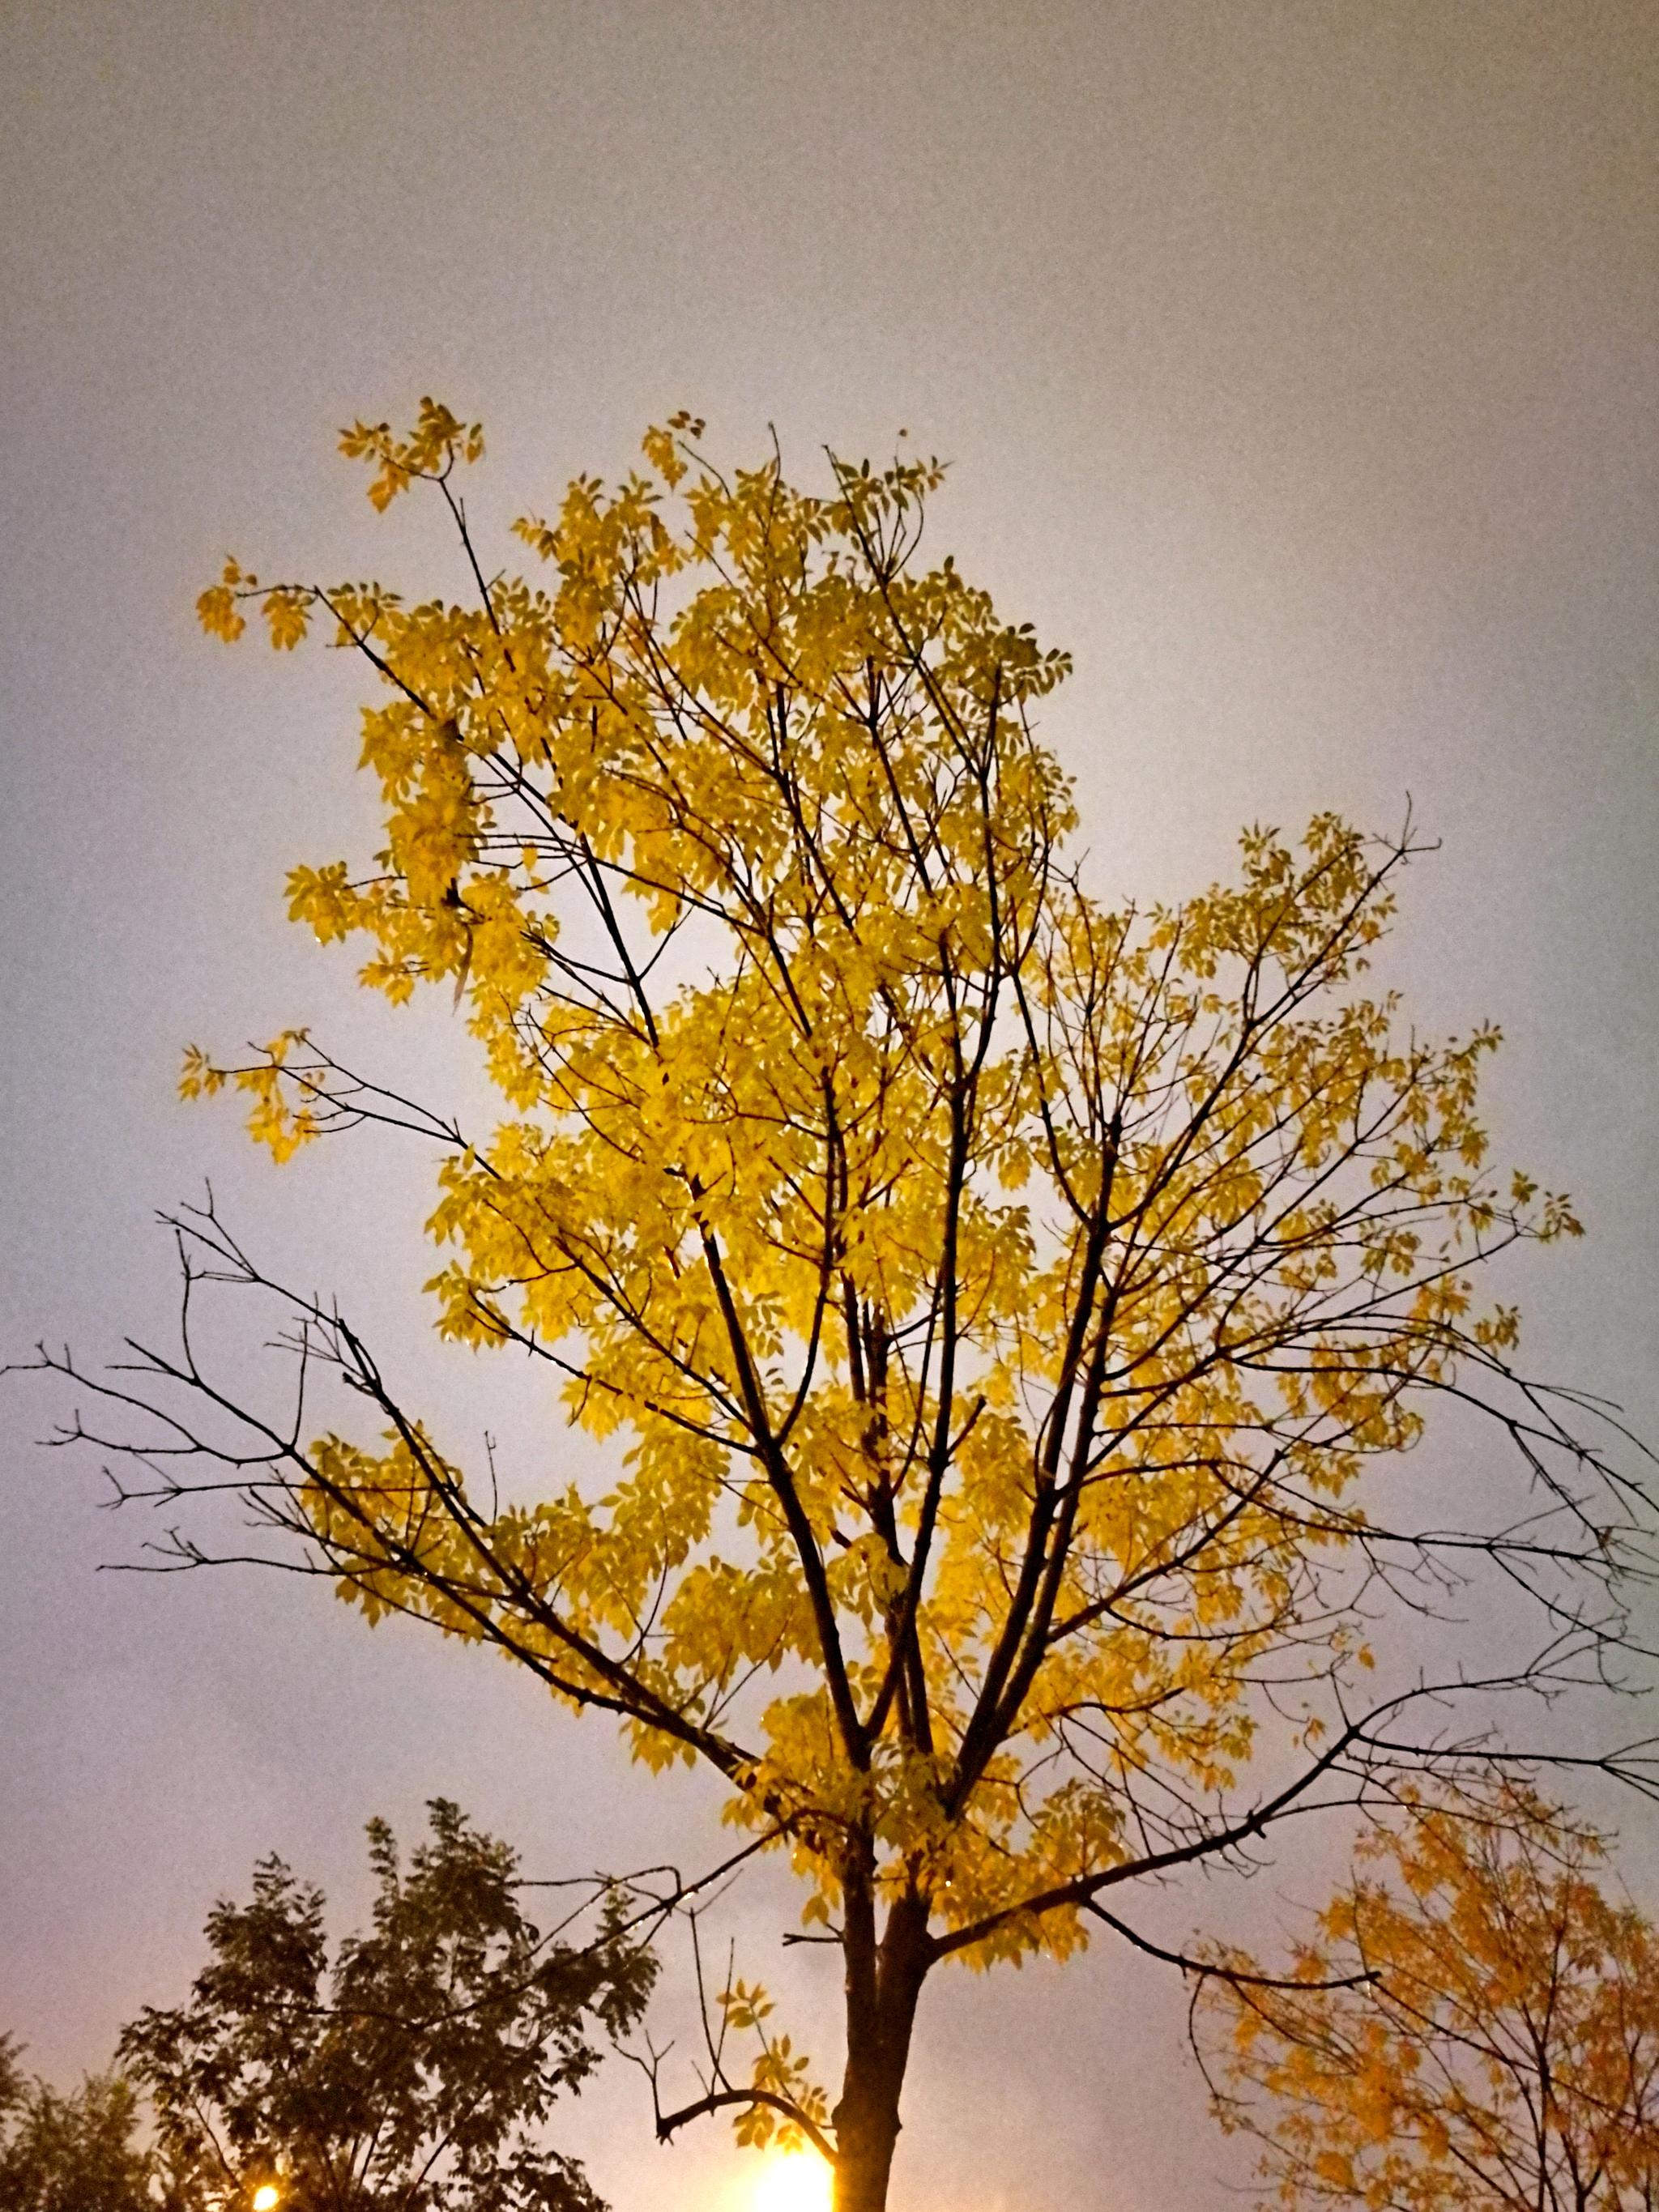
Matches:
[[117, 1801, 655, 2212], [0, 2039, 164, 2212]]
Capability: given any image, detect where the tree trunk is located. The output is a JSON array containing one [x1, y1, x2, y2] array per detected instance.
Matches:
[[833, 2084, 906, 2212], [832, 1886, 931, 2212]]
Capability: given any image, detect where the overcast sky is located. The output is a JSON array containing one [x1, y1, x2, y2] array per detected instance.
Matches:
[[2, 5, 1656, 2209]]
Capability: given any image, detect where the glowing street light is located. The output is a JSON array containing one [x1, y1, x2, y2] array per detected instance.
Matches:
[[751, 2147, 833, 2212], [250, 2187, 281, 2211]]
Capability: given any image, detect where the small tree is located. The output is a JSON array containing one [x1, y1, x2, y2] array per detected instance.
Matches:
[[30, 404, 1650, 2211], [117, 1800, 654, 2212], [0, 2039, 164, 2212], [1198, 1790, 1659, 2212]]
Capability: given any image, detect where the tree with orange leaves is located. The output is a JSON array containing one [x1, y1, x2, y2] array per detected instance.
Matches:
[[1201, 1792, 1659, 2212]]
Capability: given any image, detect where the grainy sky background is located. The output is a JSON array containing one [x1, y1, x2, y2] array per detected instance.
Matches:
[[2, 4, 1655, 2208]]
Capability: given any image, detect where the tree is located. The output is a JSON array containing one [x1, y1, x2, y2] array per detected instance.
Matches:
[[1197, 1790, 1659, 2212], [29, 403, 1650, 2211], [0, 2038, 163, 2212], [117, 1799, 655, 2212]]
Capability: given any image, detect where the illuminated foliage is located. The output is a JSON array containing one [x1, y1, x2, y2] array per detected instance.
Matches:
[[1201, 1792, 1659, 2212], [37, 401, 1640, 2212]]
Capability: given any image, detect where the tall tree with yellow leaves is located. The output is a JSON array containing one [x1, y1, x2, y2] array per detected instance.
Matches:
[[1198, 1791, 1659, 2212], [30, 404, 1651, 2212]]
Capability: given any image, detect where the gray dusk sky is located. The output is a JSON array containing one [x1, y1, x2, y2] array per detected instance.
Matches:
[[2, 6, 1656, 2210]]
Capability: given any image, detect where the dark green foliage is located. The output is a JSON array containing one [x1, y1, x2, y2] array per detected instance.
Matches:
[[0, 2037, 159, 2212], [115, 1800, 655, 2212]]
